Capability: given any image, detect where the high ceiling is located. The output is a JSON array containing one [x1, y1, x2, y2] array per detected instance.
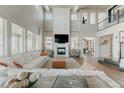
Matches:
[[42, 5, 110, 12]]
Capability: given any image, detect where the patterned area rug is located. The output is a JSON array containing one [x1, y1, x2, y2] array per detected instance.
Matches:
[[32, 76, 111, 88], [42, 58, 81, 69]]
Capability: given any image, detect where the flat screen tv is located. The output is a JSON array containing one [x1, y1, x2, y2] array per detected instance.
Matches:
[[55, 34, 68, 43]]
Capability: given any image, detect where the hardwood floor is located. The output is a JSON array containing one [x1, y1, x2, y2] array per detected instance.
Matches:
[[73, 57, 84, 65], [75, 55, 124, 88]]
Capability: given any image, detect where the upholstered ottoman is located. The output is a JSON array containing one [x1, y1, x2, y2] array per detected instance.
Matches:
[[52, 59, 66, 68]]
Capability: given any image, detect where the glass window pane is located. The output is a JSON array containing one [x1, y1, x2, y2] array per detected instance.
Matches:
[[71, 37, 78, 49], [45, 36, 53, 50], [11, 23, 24, 55], [0, 18, 3, 56], [45, 13, 52, 20], [0, 17, 6, 57], [71, 13, 78, 20], [35, 34, 41, 50], [27, 31, 34, 51], [90, 12, 96, 24]]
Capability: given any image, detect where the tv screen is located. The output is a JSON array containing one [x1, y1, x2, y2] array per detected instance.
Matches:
[[55, 34, 68, 43]]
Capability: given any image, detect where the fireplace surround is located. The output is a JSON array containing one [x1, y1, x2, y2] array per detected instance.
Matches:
[[57, 47, 66, 55], [54, 43, 69, 57]]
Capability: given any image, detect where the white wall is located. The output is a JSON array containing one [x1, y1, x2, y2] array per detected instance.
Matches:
[[97, 22, 124, 60], [78, 10, 98, 56], [43, 12, 53, 32], [71, 20, 80, 31], [0, 5, 43, 56], [43, 20, 53, 32], [53, 8, 70, 34], [0, 5, 42, 34], [70, 12, 80, 32]]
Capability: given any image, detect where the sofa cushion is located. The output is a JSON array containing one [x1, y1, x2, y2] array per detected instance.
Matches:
[[36, 51, 41, 56], [23, 53, 33, 62], [6, 68, 47, 77], [1, 57, 15, 68], [23, 56, 48, 69], [12, 55, 26, 65], [31, 52, 40, 59], [12, 61, 23, 69], [6, 68, 20, 77], [0, 51, 49, 70]]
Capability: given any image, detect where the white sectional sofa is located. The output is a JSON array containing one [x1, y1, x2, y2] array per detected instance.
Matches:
[[0, 51, 49, 69], [0, 52, 121, 88], [0, 68, 120, 88], [0, 51, 49, 86]]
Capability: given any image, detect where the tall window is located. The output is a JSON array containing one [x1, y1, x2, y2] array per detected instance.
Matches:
[[71, 13, 78, 21], [71, 32, 79, 50], [90, 12, 96, 24], [44, 13, 52, 20], [27, 31, 34, 51], [11, 23, 25, 55], [45, 36, 53, 50], [0, 17, 7, 57], [71, 37, 78, 49], [35, 34, 41, 50]]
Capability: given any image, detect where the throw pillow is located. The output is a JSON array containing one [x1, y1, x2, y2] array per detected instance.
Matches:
[[3, 72, 39, 88], [0, 61, 8, 67], [4, 78, 17, 88], [40, 51, 48, 56], [16, 72, 29, 80], [12, 61, 23, 69], [40, 51, 43, 56]]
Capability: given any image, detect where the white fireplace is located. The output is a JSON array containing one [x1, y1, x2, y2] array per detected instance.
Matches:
[[54, 43, 69, 57], [53, 8, 70, 58], [57, 47, 66, 55]]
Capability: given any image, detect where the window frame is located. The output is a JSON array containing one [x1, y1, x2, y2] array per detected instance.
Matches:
[[90, 12, 96, 24], [35, 34, 41, 50], [44, 12, 52, 20], [11, 23, 25, 55], [71, 13, 78, 21], [0, 17, 7, 58], [45, 36, 53, 50], [27, 31, 34, 51]]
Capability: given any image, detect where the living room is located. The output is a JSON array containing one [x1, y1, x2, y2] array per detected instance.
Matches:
[[0, 1, 124, 91]]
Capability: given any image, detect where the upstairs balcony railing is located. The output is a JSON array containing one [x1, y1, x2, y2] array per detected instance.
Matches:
[[98, 7, 124, 31]]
